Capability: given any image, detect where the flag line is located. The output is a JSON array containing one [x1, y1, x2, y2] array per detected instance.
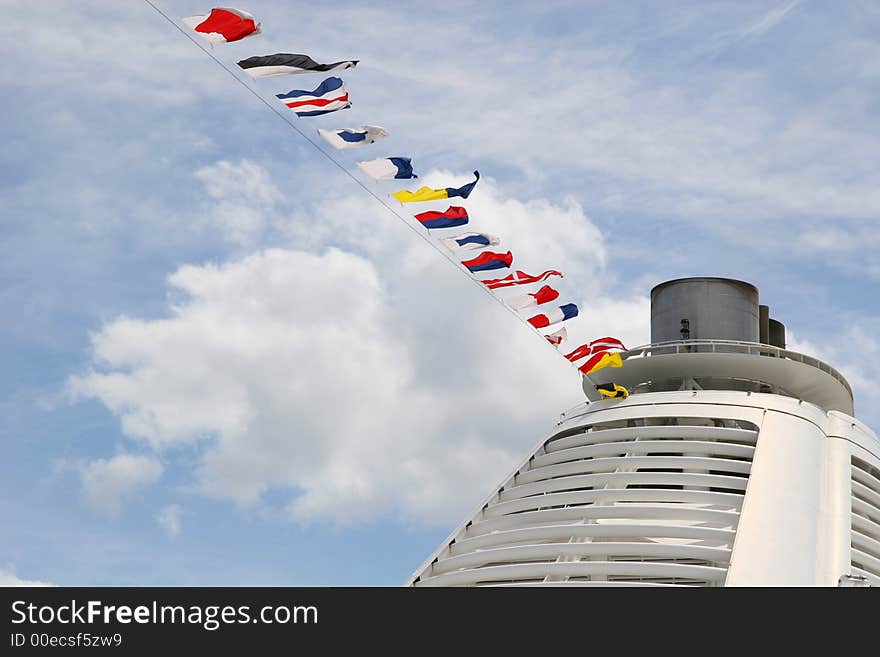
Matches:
[[142, 0, 592, 374]]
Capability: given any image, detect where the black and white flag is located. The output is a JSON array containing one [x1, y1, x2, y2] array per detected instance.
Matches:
[[237, 53, 358, 78]]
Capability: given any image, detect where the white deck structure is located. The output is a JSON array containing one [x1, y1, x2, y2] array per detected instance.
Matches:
[[408, 300, 880, 586]]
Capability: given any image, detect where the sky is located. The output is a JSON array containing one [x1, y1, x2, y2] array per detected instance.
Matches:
[[2, 0, 879, 586]]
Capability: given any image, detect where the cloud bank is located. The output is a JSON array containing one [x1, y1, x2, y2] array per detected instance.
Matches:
[[69, 164, 648, 524]]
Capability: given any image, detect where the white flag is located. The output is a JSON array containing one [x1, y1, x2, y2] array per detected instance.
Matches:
[[440, 232, 500, 252], [317, 125, 388, 150], [507, 292, 538, 310], [356, 157, 416, 180]]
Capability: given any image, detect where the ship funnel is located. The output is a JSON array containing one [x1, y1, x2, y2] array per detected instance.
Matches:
[[650, 277, 760, 343]]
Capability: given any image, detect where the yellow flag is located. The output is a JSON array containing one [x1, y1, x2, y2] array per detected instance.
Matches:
[[391, 186, 450, 203], [392, 171, 480, 203], [579, 351, 623, 375], [596, 382, 629, 399]]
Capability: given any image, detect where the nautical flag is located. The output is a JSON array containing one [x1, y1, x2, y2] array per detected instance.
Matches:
[[391, 171, 480, 203], [238, 53, 357, 78], [482, 269, 563, 290], [506, 285, 559, 310], [587, 337, 628, 353], [527, 303, 578, 329], [414, 206, 469, 229], [596, 382, 629, 399], [545, 327, 568, 347], [462, 251, 513, 273], [440, 232, 500, 252], [182, 8, 260, 43], [317, 125, 388, 150], [276, 77, 350, 117], [356, 157, 417, 180], [578, 351, 624, 376], [565, 344, 592, 362], [565, 337, 628, 363]]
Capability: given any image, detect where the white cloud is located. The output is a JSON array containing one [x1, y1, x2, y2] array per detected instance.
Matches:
[[788, 326, 880, 429], [0, 2, 209, 107], [70, 172, 648, 525], [741, 1, 802, 39], [0, 568, 54, 587], [705, 0, 802, 53], [80, 454, 164, 516], [156, 504, 184, 538], [194, 160, 283, 246]]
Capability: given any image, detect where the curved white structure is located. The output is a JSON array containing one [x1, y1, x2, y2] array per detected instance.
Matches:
[[408, 281, 880, 587]]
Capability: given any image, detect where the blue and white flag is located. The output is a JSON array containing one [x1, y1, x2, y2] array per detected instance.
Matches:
[[317, 125, 388, 150], [440, 232, 500, 252], [276, 77, 350, 117], [356, 157, 417, 180]]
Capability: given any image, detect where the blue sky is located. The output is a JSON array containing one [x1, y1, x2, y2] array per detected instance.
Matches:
[[2, 0, 879, 586]]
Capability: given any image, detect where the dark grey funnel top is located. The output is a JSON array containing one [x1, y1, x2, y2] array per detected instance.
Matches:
[[651, 277, 761, 344]]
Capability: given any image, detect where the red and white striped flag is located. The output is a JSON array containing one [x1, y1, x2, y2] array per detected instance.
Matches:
[[564, 337, 628, 376], [565, 337, 628, 363], [482, 269, 562, 290]]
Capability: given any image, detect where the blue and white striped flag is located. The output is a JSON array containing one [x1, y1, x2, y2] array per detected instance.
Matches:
[[276, 77, 350, 117]]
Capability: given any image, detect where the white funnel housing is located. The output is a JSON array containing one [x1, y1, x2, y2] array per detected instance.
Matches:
[[408, 278, 880, 587]]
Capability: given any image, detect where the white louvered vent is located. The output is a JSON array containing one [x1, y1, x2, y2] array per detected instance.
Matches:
[[414, 417, 759, 587], [851, 457, 880, 585]]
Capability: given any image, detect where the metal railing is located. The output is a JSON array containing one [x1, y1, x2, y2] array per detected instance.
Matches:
[[622, 339, 853, 397], [556, 339, 853, 425]]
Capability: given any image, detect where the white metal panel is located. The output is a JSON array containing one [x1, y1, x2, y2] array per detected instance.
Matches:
[[726, 411, 825, 585], [816, 441, 853, 584]]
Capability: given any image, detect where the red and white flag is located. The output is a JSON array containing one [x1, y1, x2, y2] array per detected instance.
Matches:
[[565, 337, 628, 363], [545, 327, 568, 347], [506, 285, 559, 310], [182, 8, 261, 43], [481, 269, 562, 290]]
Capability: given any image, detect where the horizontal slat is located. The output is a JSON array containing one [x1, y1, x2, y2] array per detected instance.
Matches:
[[535, 444, 754, 470], [500, 471, 748, 505], [538, 439, 754, 463], [529, 447, 751, 473], [852, 514, 880, 540], [853, 497, 880, 524], [415, 560, 727, 587], [430, 542, 732, 575], [852, 479, 880, 512], [485, 581, 689, 587], [849, 566, 880, 586], [545, 426, 757, 453], [448, 523, 736, 556], [518, 452, 751, 479], [487, 488, 744, 517], [466, 505, 740, 537], [851, 548, 880, 576], [852, 532, 880, 561], [852, 466, 880, 494]]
